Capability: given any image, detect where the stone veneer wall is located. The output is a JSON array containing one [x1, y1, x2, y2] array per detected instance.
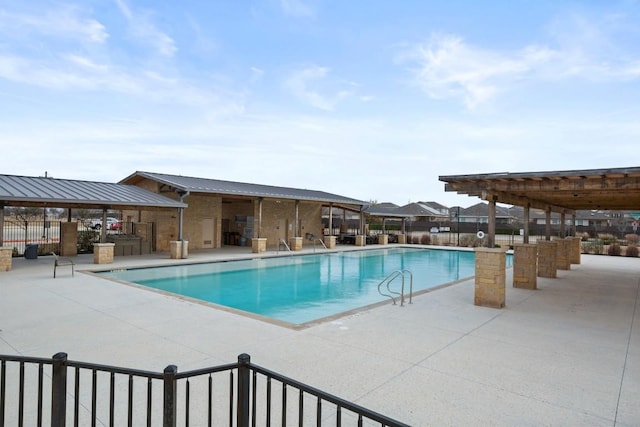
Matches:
[[474, 247, 507, 308], [512, 244, 537, 290], [553, 237, 571, 270], [537, 240, 557, 278], [60, 222, 78, 257], [0, 247, 12, 271], [569, 236, 582, 264]]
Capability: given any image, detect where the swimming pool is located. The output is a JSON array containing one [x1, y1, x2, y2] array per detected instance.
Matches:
[[99, 248, 510, 327]]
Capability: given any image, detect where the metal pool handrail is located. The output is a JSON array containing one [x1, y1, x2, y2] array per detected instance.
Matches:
[[377, 269, 413, 306]]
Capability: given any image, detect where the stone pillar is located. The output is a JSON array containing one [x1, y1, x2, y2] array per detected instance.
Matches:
[[569, 237, 582, 264], [0, 247, 13, 272], [323, 235, 336, 249], [512, 244, 537, 290], [60, 222, 78, 257], [289, 237, 303, 251], [93, 243, 115, 264], [474, 247, 507, 308], [377, 234, 388, 245], [397, 234, 407, 244], [355, 235, 366, 246], [553, 238, 571, 270], [537, 240, 557, 278], [252, 237, 267, 253], [170, 241, 189, 259]]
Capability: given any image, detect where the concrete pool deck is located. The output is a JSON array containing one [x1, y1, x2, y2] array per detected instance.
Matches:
[[0, 245, 638, 425]]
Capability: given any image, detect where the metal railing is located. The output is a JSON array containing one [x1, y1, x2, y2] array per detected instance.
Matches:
[[277, 239, 292, 254], [377, 270, 413, 307], [313, 238, 328, 252], [0, 352, 409, 427]]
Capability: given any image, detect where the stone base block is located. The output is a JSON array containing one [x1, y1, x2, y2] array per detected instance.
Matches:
[[93, 243, 115, 264], [0, 247, 13, 272], [397, 234, 407, 244], [252, 238, 267, 253], [474, 247, 507, 308], [378, 234, 388, 245], [323, 236, 336, 249], [289, 237, 303, 251], [513, 244, 537, 290], [537, 240, 558, 278], [569, 236, 582, 264], [355, 235, 366, 246], [170, 241, 189, 259]]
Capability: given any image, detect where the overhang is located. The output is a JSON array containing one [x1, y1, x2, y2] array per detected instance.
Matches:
[[439, 167, 640, 213], [0, 174, 187, 210]]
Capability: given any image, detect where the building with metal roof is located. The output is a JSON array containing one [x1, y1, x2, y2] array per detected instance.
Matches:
[[120, 171, 367, 253]]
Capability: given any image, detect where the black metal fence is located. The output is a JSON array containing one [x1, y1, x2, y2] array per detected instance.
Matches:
[[2, 220, 63, 256], [0, 352, 409, 427]]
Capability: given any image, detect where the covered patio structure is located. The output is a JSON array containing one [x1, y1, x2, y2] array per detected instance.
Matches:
[[0, 174, 187, 270], [439, 166, 640, 308]]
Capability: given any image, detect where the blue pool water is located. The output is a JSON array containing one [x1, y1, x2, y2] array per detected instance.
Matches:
[[99, 248, 511, 326]]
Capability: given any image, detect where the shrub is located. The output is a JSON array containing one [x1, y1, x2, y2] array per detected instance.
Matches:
[[608, 243, 621, 256], [578, 232, 591, 241], [582, 240, 604, 254], [420, 234, 431, 245], [625, 234, 639, 245], [459, 235, 482, 247], [625, 245, 639, 257]]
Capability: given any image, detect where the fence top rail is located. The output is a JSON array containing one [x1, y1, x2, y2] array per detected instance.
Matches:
[[66, 359, 164, 379], [0, 354, 55, 365], [249, 363, 411, 427], [175, 361, 239, 380]]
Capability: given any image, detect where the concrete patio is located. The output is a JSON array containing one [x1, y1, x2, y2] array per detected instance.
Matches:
[[0, 247, 638, 426]]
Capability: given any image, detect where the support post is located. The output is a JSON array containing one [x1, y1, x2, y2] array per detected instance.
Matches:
[[0, 204, 3, 246], [237, 354, 251, 427], [51, 352, 68, 427], [545, 207, 552, 241], [488, 197, 496, 248], [328, 202, 332, 236], [257, 198, 263, 238], [523, 204, 530, 244], [101, 209, 107, 243], [296, 200, 300, 237], [560, 211, 566, 237], [163, 365, 177, 427]]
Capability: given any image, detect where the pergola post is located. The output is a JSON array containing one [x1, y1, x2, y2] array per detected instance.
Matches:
[[545, 207, 552, 241], [523, 203, 530, 244], [0, 204, 4, 246], [328, 202, 333, 236], [100, 209, 107, 243], [488, 197, 496, 248], [560, 210, 566, 237]]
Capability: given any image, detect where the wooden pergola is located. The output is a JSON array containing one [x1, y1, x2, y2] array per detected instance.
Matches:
[[440, 167, 640, 247]]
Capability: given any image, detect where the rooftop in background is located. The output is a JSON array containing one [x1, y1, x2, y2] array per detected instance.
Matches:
[[440, 166, 640, 212], [0, 174, 186, 210], [120, 171, 366, 207]]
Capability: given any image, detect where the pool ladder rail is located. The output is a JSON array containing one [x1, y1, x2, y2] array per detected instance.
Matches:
[[378, 270, 413, 307], [313, 237, 327, 252], [278, 239, 293, 254]]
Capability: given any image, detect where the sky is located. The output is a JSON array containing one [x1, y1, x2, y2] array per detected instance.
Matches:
[[1, 0, 640, 208]]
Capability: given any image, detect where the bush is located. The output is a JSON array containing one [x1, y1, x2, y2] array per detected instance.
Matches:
[[420, 234, 431, 245], [608, 243, 622, 256], [459, 235, 482, 247], [582, 240, 604, 254], [578, 232, 591, 241], [625, 234, 639, 245], [625, 245, 639, 257]]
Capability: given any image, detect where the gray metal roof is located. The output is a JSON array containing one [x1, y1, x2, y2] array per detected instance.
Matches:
[[0, 174, 187, 209], [122, 171, 366, 206]]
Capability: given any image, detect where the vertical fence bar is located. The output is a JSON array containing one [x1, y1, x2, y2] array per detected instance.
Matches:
[[251, 371, 257, 427], [73, 367, 80, 427], [51, 352, 68, 427], [0, 360, 5, 427], [316, 397, 321, 427], [146, 378, 152, 427], [282, 384, 287, 426], [18, 362, 24, 427], [91, 369, 97, 427], [185, 379, 190, 427], [236, 353, 250, 427], [298, 391, 303, 427], [109, 372, 115, 427], [266, 377, 271, 427], [228, 371, 234, 426], [37, 363, 43, 427], [163, 365, 177, 427], [207, 375, 212, 427], [128, 374, 133, 427]]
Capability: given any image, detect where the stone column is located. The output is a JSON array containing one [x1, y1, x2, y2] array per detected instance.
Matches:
[[252, 237, 267, 253], [553, 238, 571, 270], [0, 247, 13, 271], [323, 235, 336, 249], [355, 235, 366, 246], [569, 237, 582, 264], [60, 222, 78, 257], [170, 240, 190, 259], [537, 240, 557, 278], [289, 237, 303, 251], [93, 243, 115, 264], [397, 234, 407, 244], [474, 247, 507, 308], [377, 234, 388, 245], [513, 244, 537, 290]]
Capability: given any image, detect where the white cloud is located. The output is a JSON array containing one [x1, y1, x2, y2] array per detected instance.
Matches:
[[0, 5, 108, 43], [280, 0, 315, 17], [115, 0, 177, 57], [285, 66, 356, 111]]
